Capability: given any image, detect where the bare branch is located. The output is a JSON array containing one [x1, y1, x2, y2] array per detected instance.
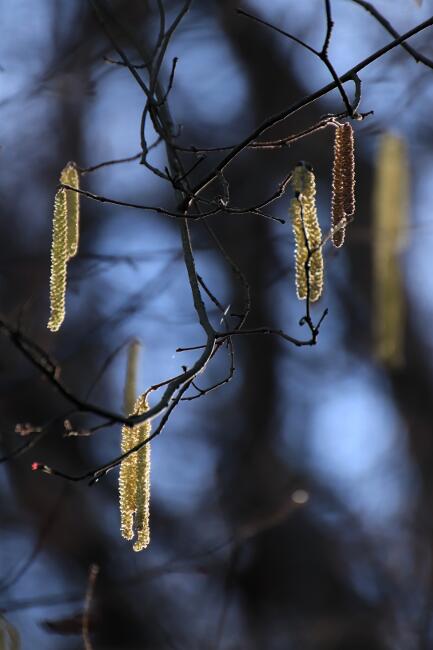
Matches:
[[186, 13, 433, 206], [351, 0, 433, 70]]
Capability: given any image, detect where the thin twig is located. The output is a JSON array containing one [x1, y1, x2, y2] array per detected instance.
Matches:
[[351, 0, 433, 70], [78, 152, 141, 174], [322, 0, 334, 56], [85, 338, 130, 400], [103, 55, 146, 69], [237, 5, 354, 116], [236, 9, 317, 56], [157, 56, 178, 106], [59, 183, 221, 220]]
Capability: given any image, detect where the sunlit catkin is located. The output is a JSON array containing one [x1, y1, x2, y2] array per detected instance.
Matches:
[[331, 123, 355, 248], [119, 341, 151, 550], [118, 394, 152, 550], [119, 341, 141, 539], [60, 162, 80, 259], [132, 394, 151, 552], [119, 418, 138, 540], [290, 163, 324, 301], [373, 133, 409, 367], [47, 190, 68, 331]]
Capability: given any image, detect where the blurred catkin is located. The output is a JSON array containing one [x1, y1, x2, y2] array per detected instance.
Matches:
[[373, 133, 409, 367], [290, 163, 323, 301], [47, 190, 68, 331]]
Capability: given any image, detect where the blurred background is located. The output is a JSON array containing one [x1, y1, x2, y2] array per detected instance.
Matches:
[[1, 0, 433, 648]]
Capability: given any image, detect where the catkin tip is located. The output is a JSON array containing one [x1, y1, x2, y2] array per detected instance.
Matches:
[[60, 162, 80, 259]]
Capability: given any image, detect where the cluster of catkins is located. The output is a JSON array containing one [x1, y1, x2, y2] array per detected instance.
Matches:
[[46, 123, 356, 551], [289, 122, 355, 302], [47, 168, 152, 552]]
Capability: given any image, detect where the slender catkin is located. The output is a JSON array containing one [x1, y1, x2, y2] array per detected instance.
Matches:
[[341, 124, 355, 217], [119, 419, 138, 540], [373, 133, 409, 367], [60, 162, 80, 259], [290, 163, 324, 301], [119, 341, 151, 550], [119, 341, 141, 540], [47, 190, 68, 331], [331, 123, 355, 248], [118, 394, 152, 549], [331, 126, 346, 248], [132, 394, 151, 552]]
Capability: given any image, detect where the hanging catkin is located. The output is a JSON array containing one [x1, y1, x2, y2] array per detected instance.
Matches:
[[47, 162, 81, 332], [119, 341, 142, 540], [331, 123, 355, 248], [132, 394, 151, 552], [290, 163, 324, 301], [119, 340, 151, 551], [119, 413, 138, 541], [373, 133, 409, 367], [119, 394, 152, 550], [47, 190, 68, 331], [60, 162, 80, 259]]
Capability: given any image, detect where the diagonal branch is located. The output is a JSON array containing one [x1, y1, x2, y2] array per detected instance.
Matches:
[[186, 13, 433, 207], [351, 0, 433, 70]]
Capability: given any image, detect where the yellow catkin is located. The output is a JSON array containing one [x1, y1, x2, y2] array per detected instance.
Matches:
[[132, 394, 151, 552], [290, 163, 324, 301], [119, 387, 151, 550], [119, 422, 138, 540], [47, 189, 68, 331], [60, 162, 80, 259], [119, 342, 141, 540], [373, 133, 409, 367]]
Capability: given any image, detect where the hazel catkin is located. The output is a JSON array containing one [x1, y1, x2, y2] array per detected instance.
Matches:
[[119, 393, 152, 551], [331, 123, 355, 248], [290, 163, 324, 302], [47, 190, 68, 331]]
